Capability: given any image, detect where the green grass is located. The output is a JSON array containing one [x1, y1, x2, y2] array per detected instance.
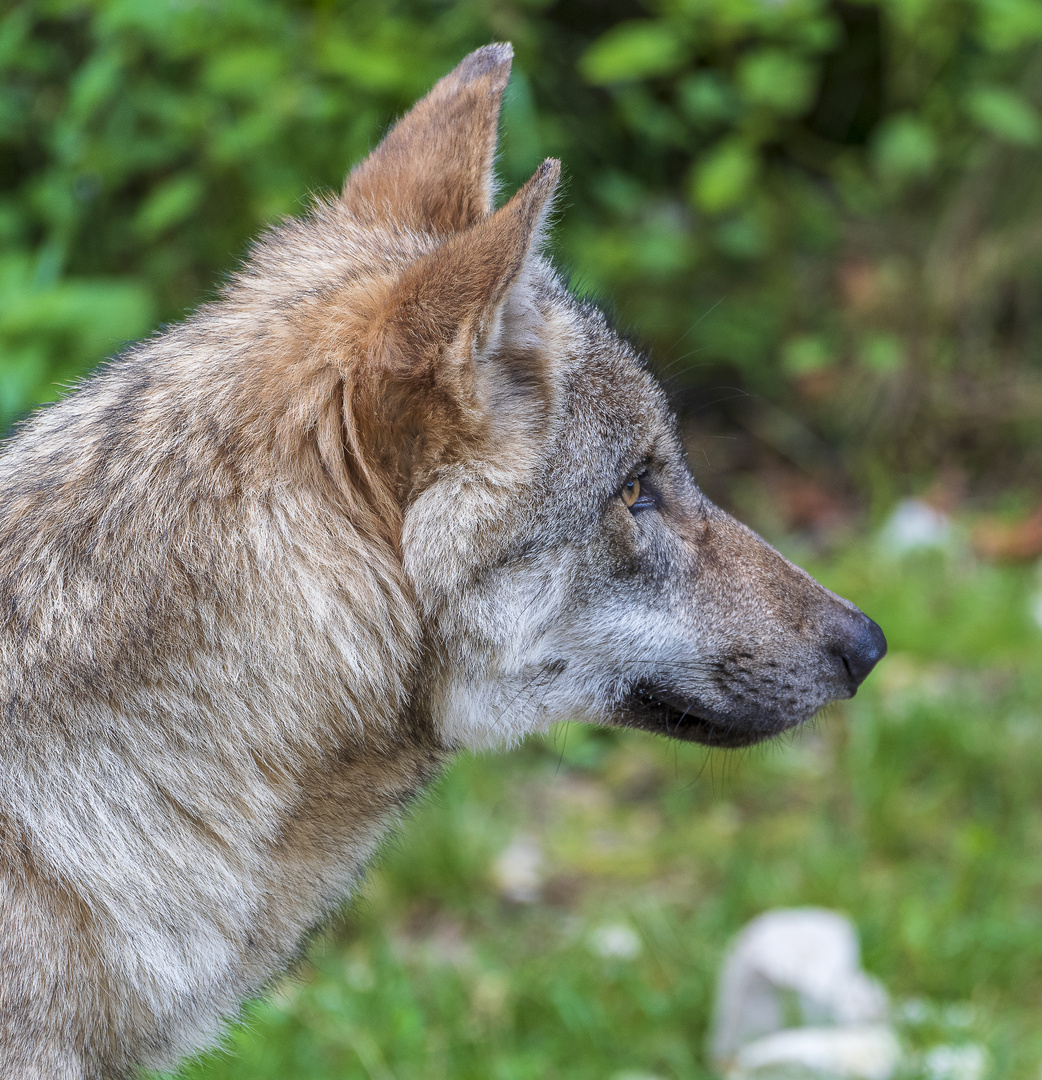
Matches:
[[169, 544, 1042, 1080]]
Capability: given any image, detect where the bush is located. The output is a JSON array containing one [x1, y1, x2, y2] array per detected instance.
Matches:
[[4, 0, 1042, 488]]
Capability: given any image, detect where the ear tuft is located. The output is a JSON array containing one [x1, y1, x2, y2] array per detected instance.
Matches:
[[454, 42, 514, 85], [342, 45, 515, 236]]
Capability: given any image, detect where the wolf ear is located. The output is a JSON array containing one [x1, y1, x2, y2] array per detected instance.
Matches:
[[342, 44, 513, 235], [379, 158, 559, 363], [350, 160, 559, 500]]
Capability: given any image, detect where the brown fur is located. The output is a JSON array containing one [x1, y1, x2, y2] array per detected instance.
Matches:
[[0, 44, 884, 1078]]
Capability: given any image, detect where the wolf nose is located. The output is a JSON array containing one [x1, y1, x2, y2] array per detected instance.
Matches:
[[832, 612, 887, 689]]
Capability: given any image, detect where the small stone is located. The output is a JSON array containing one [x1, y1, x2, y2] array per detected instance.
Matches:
[[491, 835, 544, 903], [709, 909, 889, 1067], [939, 1004, 976, 1031], [894, 998, 931, 1026], [878, 499, 953, 556]]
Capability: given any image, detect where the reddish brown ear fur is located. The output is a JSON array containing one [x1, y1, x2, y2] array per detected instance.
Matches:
[[381, 158, 560, 361], [342, 43, 513, 235], [350, 158, 560, 503]]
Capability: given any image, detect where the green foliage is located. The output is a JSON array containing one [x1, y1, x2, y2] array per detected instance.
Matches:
[[967, 85, 1042, 146], [4, 0, 1042, 484], [579, 20, 688, 84], [0, 0, 477, 423]]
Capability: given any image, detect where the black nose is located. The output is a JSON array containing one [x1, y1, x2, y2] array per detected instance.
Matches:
[[833, 612, 887, 689]]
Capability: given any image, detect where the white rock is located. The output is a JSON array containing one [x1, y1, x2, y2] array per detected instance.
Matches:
[[709, 909, 889, 1067], [728, 1024, 901, 1080], [491, 835, 544, 903], [878, 499, 953, 555]]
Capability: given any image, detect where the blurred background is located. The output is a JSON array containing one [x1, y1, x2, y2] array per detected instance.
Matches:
[[3, 1, 1042, 1077]]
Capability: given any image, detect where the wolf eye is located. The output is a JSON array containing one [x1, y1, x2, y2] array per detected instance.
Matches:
[[620, 472, 655, 511], [621, 476, 642, 509]]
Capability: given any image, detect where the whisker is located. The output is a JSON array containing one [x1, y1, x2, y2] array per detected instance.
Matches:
[[554, 720, 570, 775], [660, 297, 724, 362], [473, 660, 570, 740]]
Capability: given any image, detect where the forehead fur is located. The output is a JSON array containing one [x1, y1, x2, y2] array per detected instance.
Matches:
[[551, 304, 675, 478], [458, 261, 677, 492]]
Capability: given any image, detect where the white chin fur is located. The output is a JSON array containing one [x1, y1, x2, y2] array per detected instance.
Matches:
[[434, 676, 602, 752]]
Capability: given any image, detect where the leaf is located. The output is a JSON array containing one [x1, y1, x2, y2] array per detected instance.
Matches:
[[690, 140, 757, 213], [134, 172, 204, 239], [204, 47, 285, 98], [579, 20, 688, 85], [979, 0, 1042, 52], [859, 333, 903, 373], [68, 46, 124, 121], [317, 36, 421, 93], [783, 334, 831, 375], [871, 114, 937, 183], [737, 49, 816, 117], [967, 85, 1041, 146], [677, 72, 737, 124], [714, 213, 767, 260]]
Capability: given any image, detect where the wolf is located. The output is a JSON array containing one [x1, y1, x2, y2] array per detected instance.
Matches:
[[0, 43, 885, 1078]]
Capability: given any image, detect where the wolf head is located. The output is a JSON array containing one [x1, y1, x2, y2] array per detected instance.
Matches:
[[242, 44, 885, 752]]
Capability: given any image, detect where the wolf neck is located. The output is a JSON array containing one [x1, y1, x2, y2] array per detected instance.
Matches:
[[0, 338, 454, 1067]]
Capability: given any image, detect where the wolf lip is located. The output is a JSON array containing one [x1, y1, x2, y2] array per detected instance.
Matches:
[[618, 686, 740, 747], [617, 685, 787, 749]]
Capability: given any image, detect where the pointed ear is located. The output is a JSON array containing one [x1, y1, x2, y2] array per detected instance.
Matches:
[[350, 160, 560, 501], [342, 43, 513, 235], [379, 157, 560, 367]]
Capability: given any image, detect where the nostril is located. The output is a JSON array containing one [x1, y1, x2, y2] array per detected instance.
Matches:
[[839, 651, 854, 681]]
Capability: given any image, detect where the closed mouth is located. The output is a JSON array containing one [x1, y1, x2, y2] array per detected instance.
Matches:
[[615, 685, 791, 749]]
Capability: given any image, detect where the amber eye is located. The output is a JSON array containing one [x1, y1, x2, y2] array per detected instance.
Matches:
[[621, 476, 641, 509]]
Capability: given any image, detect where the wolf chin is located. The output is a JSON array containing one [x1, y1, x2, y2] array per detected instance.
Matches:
[[0, 44, 885, 1078]]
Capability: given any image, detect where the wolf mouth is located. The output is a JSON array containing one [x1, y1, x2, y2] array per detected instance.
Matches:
[[616, 685, 791, 749]]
